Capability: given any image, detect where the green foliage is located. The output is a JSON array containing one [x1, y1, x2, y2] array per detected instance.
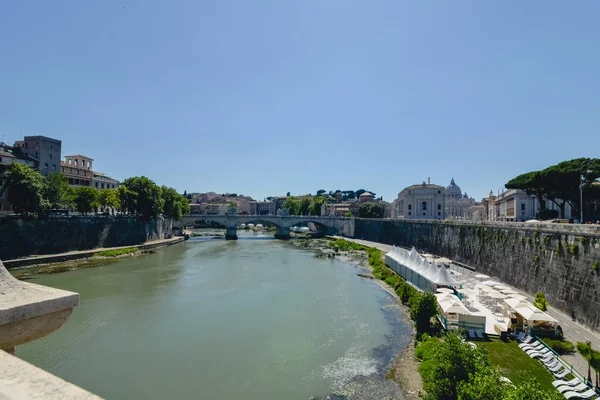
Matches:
[[457, 366, 507, 400], [98, 189, 120, 212], [43, 172, 71, 209], [577, 341, 595, 382], [541, 339, 575, 355], [421, 332, 489, 400], [1, 163, 49, 217], [580, 236, 589, 247], [358, 201, 384, 218], [282, 196, 326, 216], [410, 291, 438, 335], [567, 243, 579, 257], [533, 292, 548, 311], [592, 260, 600, 273], [96, 247, 138, 257], [73, 186, 99, 214], [502, 380, 564, 400], [120, 176, 163, 219], [532, 256, 540, 272], [161, 186, 189, 220], [328, 238, 367, 252], [344, 211, 353, 217]]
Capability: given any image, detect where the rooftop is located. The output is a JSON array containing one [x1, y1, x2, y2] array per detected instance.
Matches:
[[64, 155, 94, 161], [402, 183, 445, 191]]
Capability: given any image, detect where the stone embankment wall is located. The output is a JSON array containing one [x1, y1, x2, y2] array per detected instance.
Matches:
[[354, 219, 600, 330], [0, 216, 172, 261]]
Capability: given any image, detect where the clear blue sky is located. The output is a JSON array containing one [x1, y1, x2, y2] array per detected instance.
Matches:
[[2, 1, 600, 201]]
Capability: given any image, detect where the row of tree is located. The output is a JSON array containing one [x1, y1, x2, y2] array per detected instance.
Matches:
[[280, 195, 386, 218], [1, 163, 189, 220], [506, 158, 600, 219]]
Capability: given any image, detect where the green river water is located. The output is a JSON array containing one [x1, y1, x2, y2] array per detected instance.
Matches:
[[18, 232, 410, 400]]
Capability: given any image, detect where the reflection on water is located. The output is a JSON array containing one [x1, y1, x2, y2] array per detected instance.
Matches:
[[19, 238, 410, 400]]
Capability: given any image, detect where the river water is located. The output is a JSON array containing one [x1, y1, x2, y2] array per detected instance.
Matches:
[[18, 232, 411, 399]]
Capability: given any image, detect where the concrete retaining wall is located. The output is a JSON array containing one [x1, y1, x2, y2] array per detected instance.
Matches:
[[354, 219, 600, 330], [0, 216, 172, 261]]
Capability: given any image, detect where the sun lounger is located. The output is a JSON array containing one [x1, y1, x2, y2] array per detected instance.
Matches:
[[553, 377, 581, 388], [519, 340, 539, 348], [553, 368, 570, 379], [563, 388, 597, 399], [520, 335, 534, 344], [557, 383, 590, 394], [541, 353, 555, 361], [527, 348, 551, 357], [549, 363, 566, 373], [545, 359, 561, 369]]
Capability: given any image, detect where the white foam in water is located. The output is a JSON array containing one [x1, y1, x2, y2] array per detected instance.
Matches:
[[322, 343, 378, 390]]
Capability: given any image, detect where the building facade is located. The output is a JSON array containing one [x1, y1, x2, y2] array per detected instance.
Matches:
[[358, 192, 374, 203], [190, 203, 230, 215], [393, 179, 446, 220], [250, 201, 276, 215], [92, 172, 119, 190], [61, 155, 94, 186], [445, 178, 477, 220], [493, 189, 573, 222], [14, 136, 62, 176]]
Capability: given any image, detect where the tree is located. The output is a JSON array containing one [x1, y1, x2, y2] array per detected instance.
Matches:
[[533, 292, 548, 311], [282, 197, 301, 215], [298, 197, 312, 215], [410, 291, 438, 335], [590, 349, 600, 388], [316, 189, 326, 196], [457, 366, 506, 400], [161, 186, 189, 221], [422, 331, 487, 400], [577, 341, 594, 383], [1, 163, 48, 217], [502, 380, 564, 400], [73, 187, 99, 215], [309, 196, 327, 216], [120, 177, 163, 219], [344, 211, 353, 217], [43, 172, 71, 210], [118, 185, 136, 214], [98, 189, 120, 212], [286, 192, 291, 197], [359, 202, 384, 218]]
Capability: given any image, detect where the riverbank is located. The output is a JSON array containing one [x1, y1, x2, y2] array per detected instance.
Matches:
[[289, 237, 423, 400], [4, 236, 185, 273]]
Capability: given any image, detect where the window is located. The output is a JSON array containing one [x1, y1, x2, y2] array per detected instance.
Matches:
[[95, 182, 99, 188], [521, 203, 525, 211], [44, 163, 48, 169], [52, 164, 56, 170], [50, 145, 53, 150], [49, 154, 53, 160], [438, 204, 441, 210], [438, 212, 441, 216], [408, 211, 411, 216], [438, 190, 441, 194], [422, 201, 427, 211], [408, 204, 412, 210]]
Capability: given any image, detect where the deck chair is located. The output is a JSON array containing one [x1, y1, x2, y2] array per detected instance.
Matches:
[[557, 383, 590, 394], [553, 368, 570, 379], [553, 377, 581, 388], [563, 388, 597, 399]]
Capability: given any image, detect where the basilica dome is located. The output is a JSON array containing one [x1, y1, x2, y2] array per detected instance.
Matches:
[[446, 178, 462, 197]]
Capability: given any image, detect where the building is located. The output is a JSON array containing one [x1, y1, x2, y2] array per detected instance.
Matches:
[[190, 203, 230, 215], [92, 172, 119, 190], [61, 155, 94, 187], [14, 136, 62, 176], [325, 203, 351, 217], [445, 178, 476, 220], [393, 178, 446, 220], [481, 191, 498, 221], [250, 201, 275, 215], [493, 189, 572, 222], [359, 192, 375, 203]]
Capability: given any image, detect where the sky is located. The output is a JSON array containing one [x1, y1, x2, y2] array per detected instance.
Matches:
[[2, 1, 600, 202]]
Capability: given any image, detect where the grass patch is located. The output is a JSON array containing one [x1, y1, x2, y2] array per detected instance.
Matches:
[[96, 247, 138, 258], [477, 339, 555, 391]]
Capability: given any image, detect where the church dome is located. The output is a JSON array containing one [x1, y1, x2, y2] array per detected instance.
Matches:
[[446, 178, 462, 196]]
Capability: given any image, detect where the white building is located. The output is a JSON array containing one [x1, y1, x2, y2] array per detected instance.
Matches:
[[445, 178, 477, 220], [250, 201, 276, 215], [393, 179, 446, 220], [493, 189, 573, 221]]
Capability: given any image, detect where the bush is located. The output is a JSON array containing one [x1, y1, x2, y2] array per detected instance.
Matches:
[[534, 292, 549, 311], [592, 260, 599, 273], [542, 339, 575, 355]]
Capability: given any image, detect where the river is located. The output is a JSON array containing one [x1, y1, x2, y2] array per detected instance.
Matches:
[[18, 231, 411, 399]]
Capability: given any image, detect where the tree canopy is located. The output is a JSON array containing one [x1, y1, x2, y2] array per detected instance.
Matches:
[[73, 186, 99, 215], [161, 186, 190, 220], [98, 188, 120, 212], [120, 176, 163, 219], [1, 163, 49, 217], [506, 158, 600, 219], [358, 202, 384, 218], [43, 172, 72, 210]]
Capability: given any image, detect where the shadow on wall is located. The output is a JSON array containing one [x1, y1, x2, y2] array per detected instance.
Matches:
[[0, 216, 172, 260]]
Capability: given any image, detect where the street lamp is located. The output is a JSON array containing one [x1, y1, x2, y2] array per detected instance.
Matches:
[[580, 160, 594, 223]]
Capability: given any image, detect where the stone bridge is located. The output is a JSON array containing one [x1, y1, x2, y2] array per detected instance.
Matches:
[[179, 214, 355, 240]]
